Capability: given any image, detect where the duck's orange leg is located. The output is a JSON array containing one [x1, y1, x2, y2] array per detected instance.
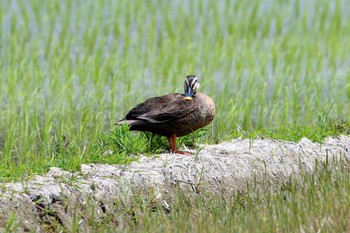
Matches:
[[167, 134, 192, 156]]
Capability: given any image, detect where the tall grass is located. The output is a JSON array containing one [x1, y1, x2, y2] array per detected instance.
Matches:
[[0, 0, 350, 179]]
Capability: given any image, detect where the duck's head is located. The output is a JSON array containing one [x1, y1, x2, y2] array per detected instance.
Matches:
[[184, 75, 199, 101]]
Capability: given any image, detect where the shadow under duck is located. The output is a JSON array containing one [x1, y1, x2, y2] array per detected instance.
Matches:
[[116, 75, 215, 155]]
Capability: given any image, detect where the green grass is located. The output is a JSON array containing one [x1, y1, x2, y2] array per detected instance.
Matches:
[[0, 0, 350, 198], [1, 0, 350, 180], [1, 0, 350, 231]]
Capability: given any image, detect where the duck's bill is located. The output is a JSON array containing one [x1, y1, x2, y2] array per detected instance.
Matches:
[[183, 96, 193, 101]]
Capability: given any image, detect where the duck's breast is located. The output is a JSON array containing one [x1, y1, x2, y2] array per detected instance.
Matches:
[[173, 92, 215, 136]]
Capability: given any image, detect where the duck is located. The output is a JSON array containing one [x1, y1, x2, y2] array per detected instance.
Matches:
[[115, 75, 215, 155]]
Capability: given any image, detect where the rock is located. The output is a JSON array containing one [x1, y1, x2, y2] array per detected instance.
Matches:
[[0, 136, 349, 232]]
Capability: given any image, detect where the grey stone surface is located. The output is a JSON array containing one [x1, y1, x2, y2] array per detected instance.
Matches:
[[0, 136, 349, 232]]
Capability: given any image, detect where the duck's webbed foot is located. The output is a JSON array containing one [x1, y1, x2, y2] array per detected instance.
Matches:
[[172, 150, 193, 156], [167, 134, 193, 156]]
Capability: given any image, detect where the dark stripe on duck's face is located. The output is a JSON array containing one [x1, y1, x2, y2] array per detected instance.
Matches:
[[191, 80, 199, 93]]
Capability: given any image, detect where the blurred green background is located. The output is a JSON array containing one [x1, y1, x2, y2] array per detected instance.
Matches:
[[0, 0, 349, 179]]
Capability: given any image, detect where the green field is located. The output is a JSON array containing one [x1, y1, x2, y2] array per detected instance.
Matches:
[[1, 0, 350, 231]]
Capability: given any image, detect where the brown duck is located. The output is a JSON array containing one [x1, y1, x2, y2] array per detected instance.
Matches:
[[116, 75, 215, 155]]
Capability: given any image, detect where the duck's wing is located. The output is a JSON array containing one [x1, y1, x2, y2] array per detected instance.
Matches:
[[117, 93, 185, 123], [137, 97, 198, 123]]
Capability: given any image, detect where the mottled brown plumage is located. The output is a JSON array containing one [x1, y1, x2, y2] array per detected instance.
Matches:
[[116, 75, 215, 155]]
